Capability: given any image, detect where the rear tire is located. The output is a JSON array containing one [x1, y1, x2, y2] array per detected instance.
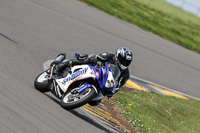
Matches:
[[60, 87, 96, 110], [34, 71, 50, 92]]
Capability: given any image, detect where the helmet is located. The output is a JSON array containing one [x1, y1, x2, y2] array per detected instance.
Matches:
[[116, 47, 133, 70]]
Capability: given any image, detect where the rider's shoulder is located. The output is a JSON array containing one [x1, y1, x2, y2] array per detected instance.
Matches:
[[122, 67, 130, 73]]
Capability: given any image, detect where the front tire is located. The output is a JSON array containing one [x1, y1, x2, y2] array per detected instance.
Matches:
[[60, 87, 96, 110], [34, 71, 50, 92]]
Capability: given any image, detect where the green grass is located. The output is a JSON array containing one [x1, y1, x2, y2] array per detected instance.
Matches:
[[80, 0, 200, 54], [114, 91, 200, 133]]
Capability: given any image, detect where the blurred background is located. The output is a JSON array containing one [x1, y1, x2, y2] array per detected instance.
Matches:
[[166, 0, 200, 17]]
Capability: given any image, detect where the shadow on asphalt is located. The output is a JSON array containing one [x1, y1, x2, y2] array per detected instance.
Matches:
[[44, 93, 112, 133]]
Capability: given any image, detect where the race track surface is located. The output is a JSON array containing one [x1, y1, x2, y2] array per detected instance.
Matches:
[[0, 0, 200, 132]]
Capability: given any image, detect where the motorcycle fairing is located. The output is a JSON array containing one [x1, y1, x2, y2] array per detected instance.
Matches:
[[96, 62, 116, 96], [55, 65, 95, 93]]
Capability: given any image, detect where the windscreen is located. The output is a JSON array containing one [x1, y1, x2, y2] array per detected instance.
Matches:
[[110, 64, 120, 81]]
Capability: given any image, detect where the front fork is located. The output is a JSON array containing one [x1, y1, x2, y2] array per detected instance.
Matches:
[[78, 83, 97, 93]]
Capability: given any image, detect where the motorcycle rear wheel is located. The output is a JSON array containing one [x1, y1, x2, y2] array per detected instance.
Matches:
[[60, 87, 96, 110]]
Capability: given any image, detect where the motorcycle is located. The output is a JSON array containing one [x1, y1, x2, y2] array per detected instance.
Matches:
[[34, 53, 120, 110]]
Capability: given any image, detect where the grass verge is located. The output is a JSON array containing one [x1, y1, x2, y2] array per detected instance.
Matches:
[[80, 0, 200, 54], [114, 91, 200, 133]]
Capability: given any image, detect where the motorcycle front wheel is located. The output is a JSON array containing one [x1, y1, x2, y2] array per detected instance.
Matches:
[[60, 87, 96, 110]]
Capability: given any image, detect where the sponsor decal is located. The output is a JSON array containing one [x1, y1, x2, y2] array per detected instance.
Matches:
[[106, 80, 115, 88], [91, 69, 99, 77], [94, 72, 99, 76], [62, 67, 88, 85]]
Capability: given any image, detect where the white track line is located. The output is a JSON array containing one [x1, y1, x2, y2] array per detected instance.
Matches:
[[130, 75, 200, 101]]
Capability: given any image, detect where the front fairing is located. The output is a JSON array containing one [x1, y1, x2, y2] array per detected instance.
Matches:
[[95, 62, 119, 96]]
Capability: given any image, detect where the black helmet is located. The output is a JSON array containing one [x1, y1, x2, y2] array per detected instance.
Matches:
[[116, 47, 133, 70]]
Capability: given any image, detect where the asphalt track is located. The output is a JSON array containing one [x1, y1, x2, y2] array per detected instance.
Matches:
[[0, 0, 200, 133]]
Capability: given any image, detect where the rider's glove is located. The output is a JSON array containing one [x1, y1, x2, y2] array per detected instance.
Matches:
[[53, 64, 64, 75], [46, 65, 59, 76], [47, 64, 60, 75], [53, 63, 68, 74]]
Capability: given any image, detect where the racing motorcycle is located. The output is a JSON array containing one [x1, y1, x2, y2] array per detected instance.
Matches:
[[34, 53, 120, 110]]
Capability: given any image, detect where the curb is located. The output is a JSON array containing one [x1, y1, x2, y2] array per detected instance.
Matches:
[[125, 77, 188, 100], [127, 75, 200, 101], [82, 104, 129, 133]]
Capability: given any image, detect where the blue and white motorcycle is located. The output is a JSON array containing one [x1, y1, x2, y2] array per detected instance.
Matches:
[[34, 53, 120, 110]]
